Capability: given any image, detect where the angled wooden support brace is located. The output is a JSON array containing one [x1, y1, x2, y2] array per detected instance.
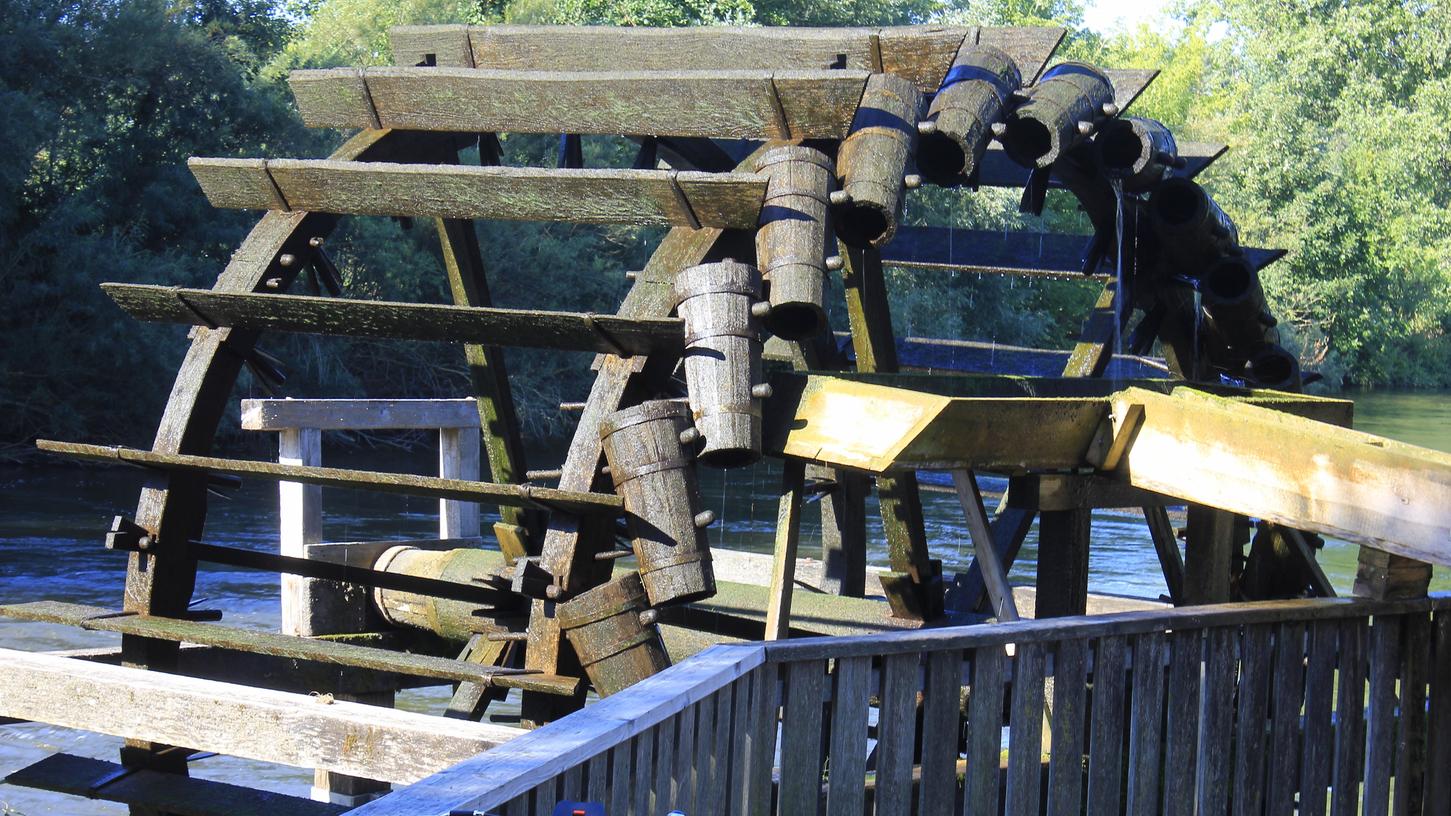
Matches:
[[951, 469, 1019, 621], [1143, 505, 1185, 604], [766, 459, 808, 640]]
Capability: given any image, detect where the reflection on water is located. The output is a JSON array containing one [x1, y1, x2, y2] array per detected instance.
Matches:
[[0, 391, 1445, 812]]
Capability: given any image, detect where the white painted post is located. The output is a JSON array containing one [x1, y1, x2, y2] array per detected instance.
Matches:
[[439, 426, 481, 539], [278, 427, 322, 638]]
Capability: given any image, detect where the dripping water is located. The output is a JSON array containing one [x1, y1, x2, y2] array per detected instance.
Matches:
[[1110, 177, 1126, 387]]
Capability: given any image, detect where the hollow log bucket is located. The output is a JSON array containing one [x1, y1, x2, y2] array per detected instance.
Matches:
[[754, 146, 835, 340], [1001, 61, 1115, 169], [673, 261, 765, 467], [1203, 256, 1280, 355], [600, 400, 715, 606], [834, 73, 922, 248], [1096, 116, 1178, 192], [917, 45, 1021, 187], [557, 571, 671, 696], [1150, 177, 1241, 267]]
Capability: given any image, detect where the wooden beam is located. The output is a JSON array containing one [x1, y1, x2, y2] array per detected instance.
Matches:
[[971, 141, 1228, 189], [765, 460, 807, 640], [1102, 68, 1158, 112], [1005, 473, 1170, 512], [952, 469, 1019, 621], [5, 753, 346, 816], [289, 68, 868, 140], [0, 648, 522, 785], [1143, 506, 1185, 604], [35, 441, 622, 516], [241, 398, 480, 431], [1113, 387, 1451, 566], [102, 285, 685, 356], [187, 159, 766, 229]]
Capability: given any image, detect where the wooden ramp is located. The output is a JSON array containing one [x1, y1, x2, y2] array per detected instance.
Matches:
[[187, 159, 767, 228], [102, 284, 686, 356]]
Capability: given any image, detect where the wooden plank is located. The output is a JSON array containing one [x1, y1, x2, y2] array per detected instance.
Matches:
[[965, 646, 1008, 816], [1363, 616, 1402, 816], [1005, 642, 1046, 816], [1143, 505, 1185, 604], [1267, 621, 1308, 815], [3, 753, 346, 816], [1087, 636, 1128, 816], [278, 426, 329, 637], [827, 656, 872, 816], [778, 660, 827, 815], [650, 717, 675, 816], [1112, 386, 1451, 566], [953, 468, 1019, 621], [1124, 632, 1167, 816], [1231, 625, 1273, 816], [1424, 611, 1451, 815], [877, 25, 972, 88], [1331, 618, 1368, 816], [766, 459, 807, 641], [1300, 620, 1338, 816], [1183, 504, 1236, 605], [0, 648, 521, 785], [921, 649, 965, 816], [609, 743, 632, 816], [978, 26, 1065, 82], [1392, 612, 1430, 816], [968, 139, 1233, 190], [105, 284, 685, 356], [1047, 639, 1088, 816], [242, 398, 479, 431], [1101, 67, 1159, 111], [633, 724, 656, 816], [728, 670, 755, 816], [1161, 630, 1201, 816], [438, 426, 481, 539], [742, 663, 780, 816], [0, 601, 531, 688], [1195, 627, 1237, 816], [290, 67, 867, 139], [37, 440, 622, 515], [876, 653, 920, 815], [188, 159, 767, 229]]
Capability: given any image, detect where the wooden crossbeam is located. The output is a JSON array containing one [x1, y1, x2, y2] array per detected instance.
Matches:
[[5, 753, 345, 816], [187, 159, 766, 228], [102, 284, 685, 356], [388, 24, 1067, 92], [0, 647, 523, 785], [974, 141, 1226, 189], [34, 440, 623, 516], [241, 398, 480, 431], [882, 226, 1284, 279], [1112, 387, 1451, 566], [290, 68, 868, 140]]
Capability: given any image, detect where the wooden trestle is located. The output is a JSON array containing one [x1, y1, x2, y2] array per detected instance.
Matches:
[[5, 19, 1448, 816]]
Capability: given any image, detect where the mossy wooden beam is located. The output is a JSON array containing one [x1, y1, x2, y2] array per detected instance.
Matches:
[[102, 284, 685, 356], [35, 441, 623, 516], [187, 159, 767, 228], [289, 68, 868, 140], [1111, 387, 1451, 566], [0, 647, 523, 786]]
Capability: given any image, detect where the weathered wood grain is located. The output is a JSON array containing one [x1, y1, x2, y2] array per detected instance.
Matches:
[[876, 652, 921, 815], [1125, 632, 1167, 816], [826, 656, 871, 815], [0, 648, 522, 785], [1267, 621, 1307, 815], [1330, 619, 1368, 816], [1005, 642, 1046, 816], [1087, 636, 1128, 816], [1162, 630, 1201, 816], [103, 284, 685, 356], [977, 26, 1065, 82], [241, 397, 479, 431], [1391, 612, 1430, 816], [1299, 621, 1338, 816], [1231, 625, 1272, 816], [1195, 627, 1237, 816], [1047, 639, 1088, 816], [290, 67, 867, 139], [920, 649, 965, 816], [966, 646, 1008, 815], [777, 660, 826, 815], [1424, 611, 1451, 815], [188, 158, 767, 228], [1363, 616, 1402, 816]]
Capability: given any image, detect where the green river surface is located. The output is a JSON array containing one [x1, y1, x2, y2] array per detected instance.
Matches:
[[0, 389, 1446, 813]]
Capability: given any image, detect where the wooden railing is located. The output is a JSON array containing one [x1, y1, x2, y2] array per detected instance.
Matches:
[[353, 594, 1451, 816]]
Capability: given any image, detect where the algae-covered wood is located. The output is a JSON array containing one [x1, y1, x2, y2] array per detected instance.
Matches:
[[0, 647, 523, 786], [36, 440, 623, 515], [187, 159, 766, 228], [289, 67, 867, 139], [103, 284, 685, 356]]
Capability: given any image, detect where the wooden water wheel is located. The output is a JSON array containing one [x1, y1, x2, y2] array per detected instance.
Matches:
[[15, 22, 1445, 815]]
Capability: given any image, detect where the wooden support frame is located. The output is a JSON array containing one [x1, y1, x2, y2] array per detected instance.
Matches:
[[765, 460, 808, 640], [952, 469, 1020, 621]]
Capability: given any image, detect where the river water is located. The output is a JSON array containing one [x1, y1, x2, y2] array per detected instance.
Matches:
[[0, 390, 1446, 813]]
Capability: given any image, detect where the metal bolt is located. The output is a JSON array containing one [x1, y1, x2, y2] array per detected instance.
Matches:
[[751, 383, 773, 399], [991, 122, 1009, 138], [638, 609, 659, 626]]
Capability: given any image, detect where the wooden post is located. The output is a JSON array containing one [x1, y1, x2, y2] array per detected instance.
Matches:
[[1353, 550, 1432, 601], [1182, 505, 1236, 605], [438, 426, 481, 539], [1035, 508, 1091, 618], [814, 464, 868, 597], [766, 460, 807, 640], [279, 427, 324, 637]]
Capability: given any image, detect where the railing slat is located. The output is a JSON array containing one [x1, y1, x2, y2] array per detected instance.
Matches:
[[705, 682, 733, 810], [586, 752, 607, 805], [1162, 630, 1202, 816], [728, 669, 756, 816], [1046, 640, 1087, 816], [741, 663, 780, 816], [1086, 636, 1127, 816], [1125, 632, 1167, 816], [1392, 611, 1430, 816], [1363, 615, 1403, 816], [1330, 619, 1368, 816], [1300, 620, 1339, 816], [609, 742, 632, 816], [680, 698, 705, 814], [560, 761, 583, 805], [827, 656, 871, 816], [1231, 624, 1273, 816], [875, 653, 920, 815], [633, 727, 655, 816], [1424, 611, 1451, 814], [965, 647, 1007, 816], [1267, 621, 1307, 814], [921, 650, 965, 816], [779, 660, 827, 815], [651, 715, 677, 814], [1005, 643, 1046, 816], [1195, 627, 1237, 816]]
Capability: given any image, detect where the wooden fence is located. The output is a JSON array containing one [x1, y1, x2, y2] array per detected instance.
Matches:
[[352, 594, 1451, 816]]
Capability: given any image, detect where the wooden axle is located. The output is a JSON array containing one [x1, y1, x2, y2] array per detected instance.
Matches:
[[102, 284, 686, 357], [187, 158, 768, 229], [288, 67, 868, 140]]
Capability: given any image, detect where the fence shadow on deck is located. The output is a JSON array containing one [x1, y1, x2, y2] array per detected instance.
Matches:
[[351, 595, 1451, 816]]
